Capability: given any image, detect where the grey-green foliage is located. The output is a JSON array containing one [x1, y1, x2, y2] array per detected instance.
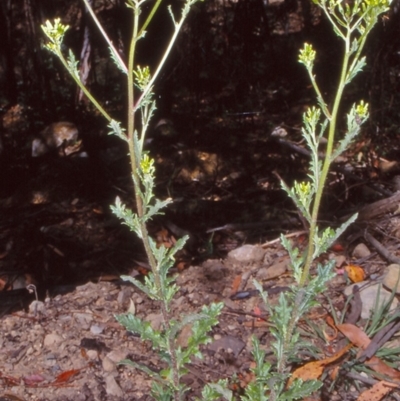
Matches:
[[41, 0, 390, 399], [42, 2, 223, 401], [199, 0, 390, 399], [116, 301, 224, 399]]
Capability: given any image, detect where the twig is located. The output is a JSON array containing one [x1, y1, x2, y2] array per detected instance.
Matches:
[[358, 320, 400, 361], [261, 230, 308, 248], [206, 218, 300, 234], [364, 230, 400, 264]]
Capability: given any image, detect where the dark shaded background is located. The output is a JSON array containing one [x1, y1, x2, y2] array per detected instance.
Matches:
[[0, 0, 399, 140], [0, 0, 399, 309]]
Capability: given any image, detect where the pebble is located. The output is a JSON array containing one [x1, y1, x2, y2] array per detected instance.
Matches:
[[90, 324, 105, 335], [344, 282, 398, 319], [352, 243, 371, 259], [228, 244, 266, 263], [256, 259, 287, 280], [104, 374, 123, 397], [86, 350, 99, 360], [102, 356, 116, 372], [145, 312, 163, 331], [106, 350, 129, 363], [74, 313, 93, 330], [328, 253, 346, 268], [43, 333, 64, 348], [383, 264, 400, 294]]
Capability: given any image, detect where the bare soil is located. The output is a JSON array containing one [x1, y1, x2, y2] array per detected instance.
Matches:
[[1, 113, 400, 401]]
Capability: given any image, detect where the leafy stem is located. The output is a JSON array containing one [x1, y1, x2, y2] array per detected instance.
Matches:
[[41, 19, 112, 121], [279, 0, 390, 388]]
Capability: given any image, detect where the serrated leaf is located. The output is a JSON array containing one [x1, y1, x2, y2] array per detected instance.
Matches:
[[145, 198, 172, 220], [345, 56, 366, 84]]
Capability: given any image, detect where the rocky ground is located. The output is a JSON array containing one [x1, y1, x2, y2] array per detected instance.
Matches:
[[2, 114, 400, 400]]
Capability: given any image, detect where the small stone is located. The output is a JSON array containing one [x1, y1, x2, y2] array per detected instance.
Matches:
[[135, 296, 144, 304], [383, 264, 400, 294], [256, 259, 287, 280], [145, 313, 163, 331], [74, 313, 93, 330], [352, 243, 371, 259], [106, 350, 129, 363], [102, 356, 116, 372], [117, 290, 128, 305], [344, 282, 398, 319], [208, 336, 245, 357], [86, 350, 99, 360], [90, 324, 105, 335], [328, 253, 346, 268], [228, 245, 266, 264], [44, 333, 63, 348], [104, 374, 123, 397]]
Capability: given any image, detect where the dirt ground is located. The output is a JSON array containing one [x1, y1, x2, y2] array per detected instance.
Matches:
[[1, 111, 400, 401]]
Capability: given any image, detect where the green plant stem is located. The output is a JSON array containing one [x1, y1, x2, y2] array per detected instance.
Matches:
[[281, 38, 353, 370], [137, 0, 163, 40], [55, 50, 112, 121], [279, 18, 366, 377], [126, 7, 181, 400], [308, 74, 331, 120], [135, 10, 189, 110], [300, 23, 373, 287], [81, 0, 127, 74]]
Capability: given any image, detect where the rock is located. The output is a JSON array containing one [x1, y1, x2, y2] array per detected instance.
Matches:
[[43, 333, 64, 348], [74, 313, 94, 330], [256, 259, 288, 280], [202, 260, 228, 281], [90, 324, 105, 335], [228, 245, 266, 264], [145, 313, 164, 331], [344, 282, 398, 319], [32, 122, 86, 157], [208, 335, 245, 358], [104, 374, 123, 397], [328, 253, 346, 268], [352, 243, 371, 259], [102, 356, 116, 372], [86, 350, 99, 360], [383, 264, 400, 294], [28, 300, 47, 316]]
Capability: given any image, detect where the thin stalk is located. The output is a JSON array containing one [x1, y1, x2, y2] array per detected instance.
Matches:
[[278, 26, 354, 376], [308, 73, 331, 120], [53, 49, 112, 121], [126, 7, 181, 400], [299, 34, 351, 287], [135, 14, 187, 110], [137, 0, 163, 40], [81, 0, 127, 74]]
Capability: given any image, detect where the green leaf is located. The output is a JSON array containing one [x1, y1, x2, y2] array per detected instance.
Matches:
[[283, 378, 322, 400], [345, 56, 367, 84], [108, 120, 127, 141], [115, 312, 167, 350], [200, 380, 233, 401], [66, 50, 80, 79], [145, 198, 172, 220]]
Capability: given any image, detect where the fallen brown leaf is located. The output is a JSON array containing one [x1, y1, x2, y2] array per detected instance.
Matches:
[[288, 344, 352, 387], [345, 265, 365, 283], [357, 380, 397, 401]]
